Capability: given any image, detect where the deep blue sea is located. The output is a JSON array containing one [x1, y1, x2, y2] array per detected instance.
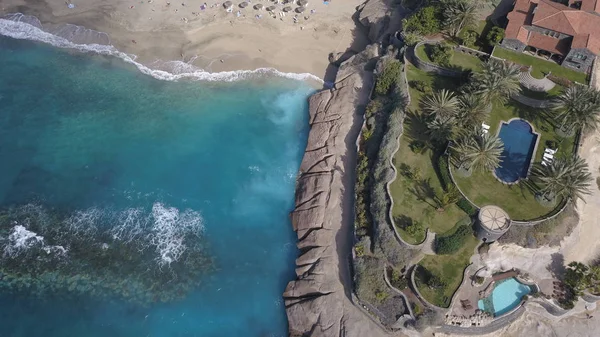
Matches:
[[0, 35, 312, 337]]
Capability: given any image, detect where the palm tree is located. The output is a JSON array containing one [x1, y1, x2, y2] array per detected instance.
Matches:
[[456, 92, 489, 130], [552, 85, 600, 136], [426, 117, 455, 146], [421, 89, 459, 123], [532, 156, 592, 204], [473, 59, 521, 106], [443, 0, 480, 37], [451, 134, 504, 173]]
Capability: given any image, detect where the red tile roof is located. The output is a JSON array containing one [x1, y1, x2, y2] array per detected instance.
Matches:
[[581, 0, 600, 13], [527, 31, 571, 55], [504, 0, 600, 55]]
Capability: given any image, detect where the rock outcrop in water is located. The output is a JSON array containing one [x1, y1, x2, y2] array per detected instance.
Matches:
[[283, 42, 392, 337]]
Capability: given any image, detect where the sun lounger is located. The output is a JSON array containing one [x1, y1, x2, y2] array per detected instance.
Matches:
[[541, 160, 548, 166], [543, 153, 553, 161], [482, 123, 490, 130], [545, 148, 557, 155]]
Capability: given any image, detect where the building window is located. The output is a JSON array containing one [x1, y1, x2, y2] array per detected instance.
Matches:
[[574, 53, 588, 61]]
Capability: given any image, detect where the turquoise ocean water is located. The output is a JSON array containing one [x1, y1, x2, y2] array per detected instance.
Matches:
[[0, 35, 312, 336]]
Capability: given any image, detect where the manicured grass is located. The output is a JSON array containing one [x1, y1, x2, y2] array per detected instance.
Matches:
[[416, 44, 482, 72], [492, 47, 589, 84], [415, 44, 433, 63], [450, 51, 483, 72], [520, 84, 564, 100], [415, 222, 479, 307], [453, 101, 575, 220], [389, 65, 466, 243]]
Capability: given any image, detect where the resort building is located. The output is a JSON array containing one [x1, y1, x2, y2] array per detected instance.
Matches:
[[475, 205, 512, 242], [500, 0, 600, 73]]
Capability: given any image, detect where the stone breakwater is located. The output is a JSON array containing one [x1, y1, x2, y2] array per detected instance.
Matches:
[[282, 45, 391, 337]]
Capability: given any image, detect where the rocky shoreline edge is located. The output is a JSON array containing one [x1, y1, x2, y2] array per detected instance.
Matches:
[[282, 1, 397, 336]]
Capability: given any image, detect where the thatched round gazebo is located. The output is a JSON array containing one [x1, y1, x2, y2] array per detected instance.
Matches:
[[475, 205, 511, 242], [223, 1, 233, 8], [297, 0, 308, 7], [266, 5, 276, 11], [239, 1, 249, 8], [283, 6, 293, 12], [295, 6, 305, 13], [253, 3, 263, 10]]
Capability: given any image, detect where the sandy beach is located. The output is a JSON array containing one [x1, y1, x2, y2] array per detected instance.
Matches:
[[0, 0, 366, 79]]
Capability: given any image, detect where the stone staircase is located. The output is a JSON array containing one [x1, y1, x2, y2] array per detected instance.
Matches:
[[519, 71, 556, 92]]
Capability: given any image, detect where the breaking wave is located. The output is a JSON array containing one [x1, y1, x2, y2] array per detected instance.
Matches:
[[0, 202, 211, 303], [0, 13, 323, 83], [3, 202, 204, 266]]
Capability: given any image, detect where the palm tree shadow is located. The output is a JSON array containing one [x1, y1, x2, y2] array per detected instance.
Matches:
[[405, 110, 430, 143], [409, 178, 439, 209]]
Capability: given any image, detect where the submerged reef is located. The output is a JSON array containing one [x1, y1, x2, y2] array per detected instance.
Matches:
[[0, 203, 213, 304]]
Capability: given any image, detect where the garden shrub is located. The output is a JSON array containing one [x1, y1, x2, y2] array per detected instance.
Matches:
[[402, 6, 443, 36], [430, 43, 453, 65], [409, 140, 427, 154], [410, 80, 431, 93], [435, 225, 472, 254], [374, 60, 403, 96], [486, 26, 505, 45], [460, 30, 478, 48], [548, 74, 574, 87]]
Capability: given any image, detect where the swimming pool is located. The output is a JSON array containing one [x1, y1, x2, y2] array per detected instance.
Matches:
[[477, 278, 532, 316], [495, 119, 539, 183]]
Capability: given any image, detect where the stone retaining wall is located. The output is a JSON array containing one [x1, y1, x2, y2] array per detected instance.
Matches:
[[511, 93, 551, 109], [409, 41, 466, 77]]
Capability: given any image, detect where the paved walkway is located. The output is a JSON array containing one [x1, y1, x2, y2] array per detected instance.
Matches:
[[421, 229, 436, 255], [519, 71, 556, 92]]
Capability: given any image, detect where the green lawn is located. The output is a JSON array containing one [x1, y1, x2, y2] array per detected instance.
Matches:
[[415, 223, 479, 307], [453, 101, 575, 220], [415, 44, 482, 72], [492, 47, 589, 84], [390, 65, 467, 243]]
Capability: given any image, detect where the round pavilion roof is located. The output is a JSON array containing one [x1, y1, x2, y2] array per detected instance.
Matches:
[[478, 205, 510, 232]]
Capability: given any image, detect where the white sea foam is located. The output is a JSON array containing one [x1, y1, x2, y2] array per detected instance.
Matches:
[[3, 225, 67, 258], [149, 202, 204, 266], [2, 201, 204, 265], [4, 225, 44, 256], [0, 13, 323, 83]]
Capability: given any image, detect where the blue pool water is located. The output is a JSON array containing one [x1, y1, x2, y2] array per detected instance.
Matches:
[[477, 278, 532, 316], [495, 119, 538, 183], [0, 35, 314, 337]]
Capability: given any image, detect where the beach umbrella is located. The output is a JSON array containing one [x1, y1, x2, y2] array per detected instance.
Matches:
[[297, 0, 308, 6], [239, 2, 248, 8], [254, 3, 263, 9], [223, 1, 233, 8], [295, 6, 305, 12], [283, 6, 293, 11], [266, 5, 276, 11]]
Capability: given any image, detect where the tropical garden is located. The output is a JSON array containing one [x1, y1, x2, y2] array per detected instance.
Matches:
[[389, 0, 600, 305], [353, 0, 599, 315]]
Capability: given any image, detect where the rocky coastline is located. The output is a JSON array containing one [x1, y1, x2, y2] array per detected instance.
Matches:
[[282, 1, 398, 336]]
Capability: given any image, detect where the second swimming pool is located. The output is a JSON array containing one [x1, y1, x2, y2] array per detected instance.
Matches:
[[477, 277, 532, 316]]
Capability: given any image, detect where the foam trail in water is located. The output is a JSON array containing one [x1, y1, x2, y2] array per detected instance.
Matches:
[[0, 13, 323, 83]]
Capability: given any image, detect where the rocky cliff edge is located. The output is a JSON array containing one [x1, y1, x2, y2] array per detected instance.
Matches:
[[283, 44, 392, 337]]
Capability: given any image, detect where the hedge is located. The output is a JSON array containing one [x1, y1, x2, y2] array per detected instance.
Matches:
[[435, 225, 472, 254], [437, 155, 478, 216]]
